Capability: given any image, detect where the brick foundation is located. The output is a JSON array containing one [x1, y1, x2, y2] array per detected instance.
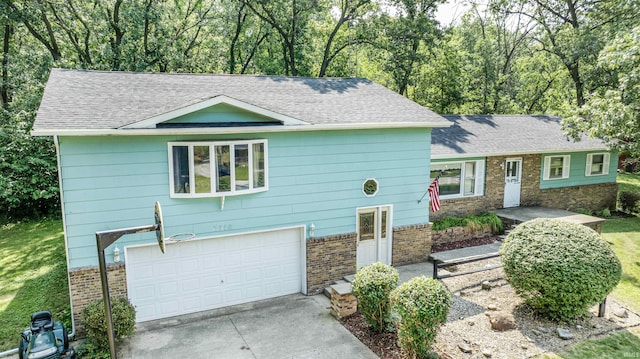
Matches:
[[538, 182, 618, 212], [68, 264, 127, 338], [432, 154, 618, 219], [391, 223, 432, 266], [306, 233, 357, 295]]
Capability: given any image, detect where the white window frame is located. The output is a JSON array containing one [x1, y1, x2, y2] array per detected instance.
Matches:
[[543, 155, 571, 180], [430, 160, 485, 199], [585, 152, 610, 176], [168, 139, 268, 198]]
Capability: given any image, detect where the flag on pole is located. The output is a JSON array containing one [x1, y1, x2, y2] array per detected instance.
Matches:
[[428, 178, 441, 212]]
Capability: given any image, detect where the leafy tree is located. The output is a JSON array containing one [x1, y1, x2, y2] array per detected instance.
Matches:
[[371, 0, 443, 96], [492, 0, 639, 107], [564, 26, 640, 156]]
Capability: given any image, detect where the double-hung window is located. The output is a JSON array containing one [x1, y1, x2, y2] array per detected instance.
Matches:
[[585, 153, 610, 176], [543, 155, 570, 180], [168, 140, 268, 197], [430, 160, 485, 199]]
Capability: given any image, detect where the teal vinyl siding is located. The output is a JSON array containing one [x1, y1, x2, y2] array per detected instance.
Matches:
[[164, 103, 278, 124], [58, 128, 432, 268], [540, 151, 618, 189]]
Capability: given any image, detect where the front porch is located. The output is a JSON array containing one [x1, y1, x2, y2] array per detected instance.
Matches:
[[495, 206, 605, 233]]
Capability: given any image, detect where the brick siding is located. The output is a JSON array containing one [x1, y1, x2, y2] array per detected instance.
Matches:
[[306, 233, 357, 295], [68, 264, 127, 338], [391, 223, 432, 266], [432, 154, 617, 219]]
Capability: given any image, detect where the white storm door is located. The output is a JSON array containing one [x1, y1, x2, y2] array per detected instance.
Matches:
[[356, 206, 392, 269], [504, 158, 522, 208]]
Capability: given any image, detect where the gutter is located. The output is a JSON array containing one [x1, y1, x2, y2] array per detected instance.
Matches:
[[31, 121, 452, 137], [431, 147, 612, 160]]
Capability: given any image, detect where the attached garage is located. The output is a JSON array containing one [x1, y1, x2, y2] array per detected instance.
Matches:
[[125, 226, 306, 322]]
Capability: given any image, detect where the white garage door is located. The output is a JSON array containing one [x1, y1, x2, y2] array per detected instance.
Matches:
[[126, 227, 304, 322]]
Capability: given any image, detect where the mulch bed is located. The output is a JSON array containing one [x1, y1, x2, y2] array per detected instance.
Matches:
[[341, 312, 402, 359], [342, 312, 455, 359]]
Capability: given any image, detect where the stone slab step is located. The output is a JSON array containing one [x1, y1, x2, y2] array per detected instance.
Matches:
[[323, 279, 350, 298]]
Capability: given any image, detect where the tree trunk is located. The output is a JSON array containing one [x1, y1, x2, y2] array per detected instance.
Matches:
[[1, 24, 12, 108]]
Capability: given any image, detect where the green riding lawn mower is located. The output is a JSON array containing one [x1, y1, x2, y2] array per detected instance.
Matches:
[[18, 311, 75, 359]]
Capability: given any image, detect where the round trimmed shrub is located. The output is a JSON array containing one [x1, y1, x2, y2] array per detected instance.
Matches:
[[352, 262, 399, 332], [82, 297, 136, 350], [500, 218, 621, 321], [390, 276, 450, 358]]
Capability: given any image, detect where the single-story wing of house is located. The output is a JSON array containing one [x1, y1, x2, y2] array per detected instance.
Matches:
[[429, 115, 618, 219], [32, 69, 450, 334]]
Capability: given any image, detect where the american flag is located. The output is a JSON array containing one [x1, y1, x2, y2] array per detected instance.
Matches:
[[428, 178, 441, 212]]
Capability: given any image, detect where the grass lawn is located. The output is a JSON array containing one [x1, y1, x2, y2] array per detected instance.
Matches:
[[0, 219, 70, 352], [542, 327, 640, 359], [616, 171, 640, 193]]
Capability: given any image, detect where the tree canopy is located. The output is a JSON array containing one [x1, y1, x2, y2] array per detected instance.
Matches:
[[0, 0, 638, 218]]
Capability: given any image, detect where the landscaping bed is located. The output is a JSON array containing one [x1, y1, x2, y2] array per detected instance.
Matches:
[[341, 260, 640, 358]]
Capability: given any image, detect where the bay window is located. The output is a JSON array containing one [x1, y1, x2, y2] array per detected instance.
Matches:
[[169, 140, 268, 197]]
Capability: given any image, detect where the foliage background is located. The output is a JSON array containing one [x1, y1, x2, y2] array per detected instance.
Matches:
[[0, 0, 638, 218]]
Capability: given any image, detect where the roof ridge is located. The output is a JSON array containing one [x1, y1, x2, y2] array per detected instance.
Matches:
[[51, 68, 369, 81]]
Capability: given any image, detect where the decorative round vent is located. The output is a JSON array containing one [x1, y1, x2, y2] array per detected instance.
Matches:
[[362, 178, 379, 197]]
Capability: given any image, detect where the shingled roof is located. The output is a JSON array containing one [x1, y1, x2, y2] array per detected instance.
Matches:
[[431, 115, 608, 158], [32, 69, 449, 135]]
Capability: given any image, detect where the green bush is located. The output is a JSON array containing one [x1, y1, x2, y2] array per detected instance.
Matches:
[[82, 297, 136, 351], [620, 191, 640, 213], [0, 126, 60, 219], [352, 262, 399, 332], [431, 212, 503, 234], [390, 276, 450, 358], [500, 219, 621, 321]]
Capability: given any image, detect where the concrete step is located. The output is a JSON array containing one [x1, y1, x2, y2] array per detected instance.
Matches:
[[323, 279, 349, 298]]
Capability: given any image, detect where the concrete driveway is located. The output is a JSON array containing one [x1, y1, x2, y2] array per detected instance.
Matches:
[[118, 294, 378, 359]]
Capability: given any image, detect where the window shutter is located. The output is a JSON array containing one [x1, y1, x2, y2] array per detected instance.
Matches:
[[475, 160, 485, 195], [562, 155, 571, 179], [585, 154, 593, 176], [543, 156, 551, 180], [603, 153, 610, 175]]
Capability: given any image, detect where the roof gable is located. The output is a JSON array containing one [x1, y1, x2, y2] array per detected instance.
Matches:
[[122, 96, 308, 129]]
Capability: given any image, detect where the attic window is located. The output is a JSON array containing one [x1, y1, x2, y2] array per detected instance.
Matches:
[[168, 140, 268, 198]]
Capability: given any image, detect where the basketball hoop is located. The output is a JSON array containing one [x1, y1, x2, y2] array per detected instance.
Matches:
[[165, 232, 196, 243], [154, 201, 166, 254]]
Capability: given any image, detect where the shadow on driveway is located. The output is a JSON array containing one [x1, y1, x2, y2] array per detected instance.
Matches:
[[118, 294, 378, 359]]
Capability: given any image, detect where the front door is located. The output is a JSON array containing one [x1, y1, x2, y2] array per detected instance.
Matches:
[[504, 158, 522, 208], [356, 206, 392, 269]]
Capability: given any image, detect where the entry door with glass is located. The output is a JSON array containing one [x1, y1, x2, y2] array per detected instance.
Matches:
[[503, 158, 522, 208], [356, 206, 392, 269]]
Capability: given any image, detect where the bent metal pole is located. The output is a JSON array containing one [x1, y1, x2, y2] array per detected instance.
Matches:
[[95, 224, 157, 359]]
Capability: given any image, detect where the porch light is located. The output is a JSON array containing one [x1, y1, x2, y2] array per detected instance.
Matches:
[[309, 223, 315, 237], [113, 246, 120, 263]]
